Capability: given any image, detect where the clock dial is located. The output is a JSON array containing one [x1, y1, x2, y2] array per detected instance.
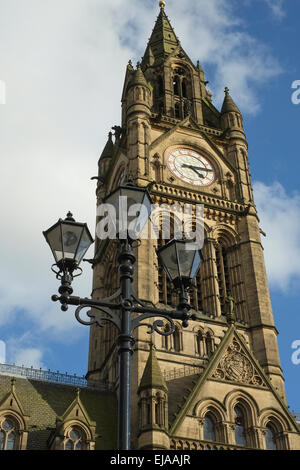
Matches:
[[167, 148, 215, 186]]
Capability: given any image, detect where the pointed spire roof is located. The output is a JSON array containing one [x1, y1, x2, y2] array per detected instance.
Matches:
[[98, 131, 114, 164], [138, 343, 168, 393], [129, 63, 150, 89], [221, 87, 241, 114], [142, 4, 180, 66]]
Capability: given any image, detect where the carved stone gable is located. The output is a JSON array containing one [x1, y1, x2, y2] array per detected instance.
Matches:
[[212, 338, 266, 387]]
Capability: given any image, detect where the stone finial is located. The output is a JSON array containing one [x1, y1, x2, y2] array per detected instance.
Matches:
[[11, 377, 16, 392]]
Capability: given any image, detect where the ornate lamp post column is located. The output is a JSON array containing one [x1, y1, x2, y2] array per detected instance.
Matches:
[[43, 183, 202, 450]]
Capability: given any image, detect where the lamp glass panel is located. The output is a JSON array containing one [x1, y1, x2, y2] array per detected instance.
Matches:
[[190, 250, 201, 279], [159, 242, 179, 282], [176, 242, 196, 279], [105, 186, 152, 239], [75, 227, 93, 263], [61, 223, 83, 260], [45, 223, 64, 262], [128, 191, 152, 239]]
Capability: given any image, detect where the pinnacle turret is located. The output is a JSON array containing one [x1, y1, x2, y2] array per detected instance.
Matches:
[[128, 63, 150, 90], [221, 87, 241, 115], [97, 131, 114, 180], [138, 344, 168, 393], [98, 132, 114, 164]]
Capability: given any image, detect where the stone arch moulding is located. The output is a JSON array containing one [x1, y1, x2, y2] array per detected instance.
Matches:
[[0, 410, 28, 450], [167, 57, 195, 77], [211, 224, 240, 247], [224, 389, 260, 425], [259, 408, 291, 432], [62, 419, 93, 439], [193, 398, 227, 420]]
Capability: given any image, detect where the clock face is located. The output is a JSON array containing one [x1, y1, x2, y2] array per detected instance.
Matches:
[[167, 148, 215, 186]]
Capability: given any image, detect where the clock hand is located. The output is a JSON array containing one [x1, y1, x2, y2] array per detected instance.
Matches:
[[181, 164, 204, 178], [182, 164, 213, 173]]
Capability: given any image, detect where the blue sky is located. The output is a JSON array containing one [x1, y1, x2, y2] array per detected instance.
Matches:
[[0, 0, 300, 413]]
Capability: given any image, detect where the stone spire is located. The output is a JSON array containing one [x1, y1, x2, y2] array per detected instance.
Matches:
[[98, 131, 114, 164], [142, 3, 179, 66], [138, 343, 168, 393], [221, 87, 241, 115], [98, 131, 114, 180]]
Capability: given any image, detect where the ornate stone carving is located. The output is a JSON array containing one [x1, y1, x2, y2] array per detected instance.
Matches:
[[212, 339, 267, 387], [223, 351, 253, 383]]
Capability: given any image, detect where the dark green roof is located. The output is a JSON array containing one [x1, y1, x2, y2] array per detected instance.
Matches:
[[221, 87, 241, 114], [138, 345, 168, 393], [0, 375, 117, 450], [98, 132, 114, 164], [142, 7, 179, 65]]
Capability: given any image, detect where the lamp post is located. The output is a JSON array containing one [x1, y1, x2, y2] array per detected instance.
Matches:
[[43, 183, 202, 450]]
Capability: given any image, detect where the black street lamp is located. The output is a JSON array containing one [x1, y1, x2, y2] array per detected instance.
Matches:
[[43, 183, 202, 450]]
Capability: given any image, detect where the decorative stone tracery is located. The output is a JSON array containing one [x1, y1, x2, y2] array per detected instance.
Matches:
[[212, 339, 266, 387]]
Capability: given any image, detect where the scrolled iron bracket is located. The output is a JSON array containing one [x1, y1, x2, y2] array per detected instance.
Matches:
[[75, 304, 121, 330], [131, 312, 176, 336]]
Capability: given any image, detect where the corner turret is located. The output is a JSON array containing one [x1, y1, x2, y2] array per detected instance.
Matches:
[[220, 87, 245, 140], [137, 344, 169, 450]]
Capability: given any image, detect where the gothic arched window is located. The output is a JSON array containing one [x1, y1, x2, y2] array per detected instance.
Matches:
[[265, 424, 277, 450], [215, 243, 231, 312], [64, 426, 85, 450], [173, 326, 181, 352], [203, 414, 216, 442], [182, 78, 187, 98], [234, 406, 247, 447], [196, 331, 203, 355], [0, 417, 17, 450], [155, 402, 160, 425], [173, 76, 180, 96], [205, 333, 213, 357]]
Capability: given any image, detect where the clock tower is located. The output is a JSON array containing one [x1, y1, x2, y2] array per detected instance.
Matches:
[[87, 3, 300, 450]]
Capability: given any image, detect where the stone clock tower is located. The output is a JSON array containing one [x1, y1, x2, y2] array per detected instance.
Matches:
[[87, 2, 300, 450]]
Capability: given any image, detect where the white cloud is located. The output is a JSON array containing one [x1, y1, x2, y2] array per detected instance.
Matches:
[[5, 332, 46, 368], [0, 1, 284, 348], [12, 348, 45, 369], [165, 0, 282, 113], [263, 0, 285, 19], [253, 181, 300, 291]]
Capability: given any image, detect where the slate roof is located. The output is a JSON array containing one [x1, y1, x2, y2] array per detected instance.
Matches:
[[0, 375, 117, 450], [167, 374, 200, 427]]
